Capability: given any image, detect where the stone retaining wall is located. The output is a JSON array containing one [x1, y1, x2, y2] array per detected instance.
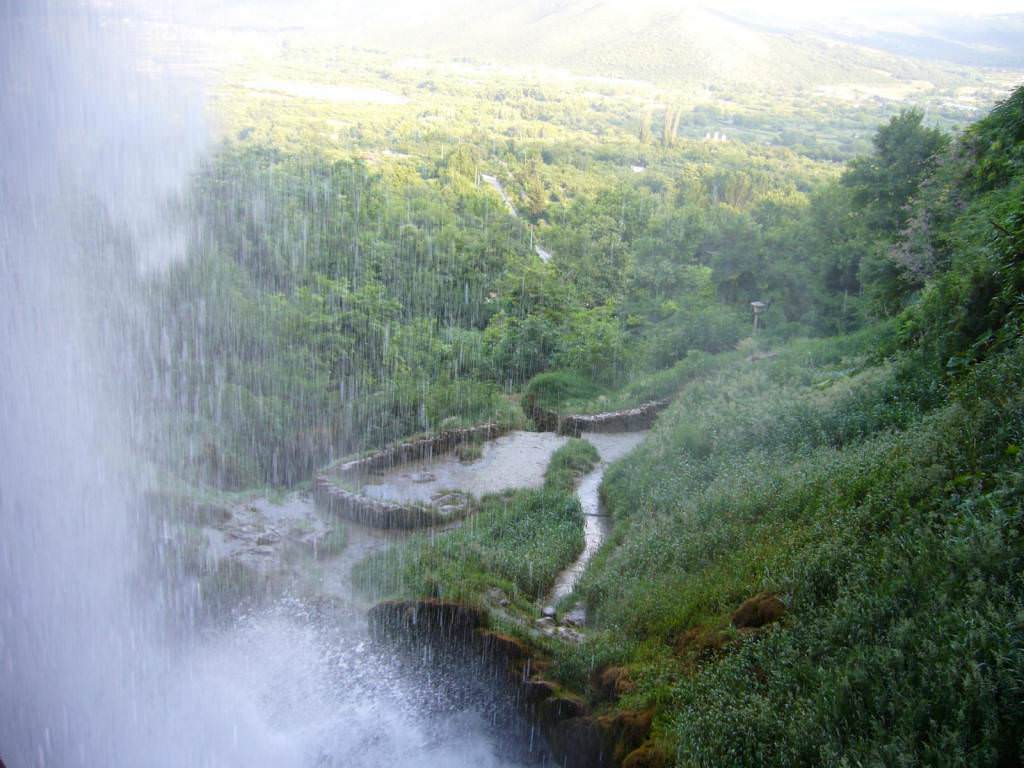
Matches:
[[312, 423, 508, 530], [312, 478, 442, 529], [327, 423, 506, 480], [557, 399, 671, 437]]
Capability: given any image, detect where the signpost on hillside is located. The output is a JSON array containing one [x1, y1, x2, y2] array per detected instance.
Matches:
[[751, 301, 767, 334]]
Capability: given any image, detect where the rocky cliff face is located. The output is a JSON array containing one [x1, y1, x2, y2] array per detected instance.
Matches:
[[368, 599, 669, 768]]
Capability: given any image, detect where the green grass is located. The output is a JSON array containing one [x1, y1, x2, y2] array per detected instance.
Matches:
[[540, 331, 1024, 766], [544, 437, 600, 492], [352, 438, 599, 606]]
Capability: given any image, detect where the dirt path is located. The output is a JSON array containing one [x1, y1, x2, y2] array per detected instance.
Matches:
[[480, 173, 552, 263]]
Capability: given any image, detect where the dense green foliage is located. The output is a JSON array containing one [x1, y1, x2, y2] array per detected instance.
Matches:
[[149, 147, 532, 485], [144, 36, 1024, 765], [149, 33, 1015, 488], [544, 438, 601, 494], [562, 334, 1021, 766], [147, 132, 861, 486], [542, 88, 1024, 765], [344, 86, 1024, 765], [896, 88, 1024, 369], [522, 371, 603, 419]]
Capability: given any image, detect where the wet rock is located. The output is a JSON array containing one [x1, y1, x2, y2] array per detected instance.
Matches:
[[562, 605, 587, 627], [175, 493, 331, 595], [543, 709, 654, 768], [368, 599, 485, 645], [555, 626, 583, 643], [598, 709, 654, 764], [432, 491, 468, 507], [313, 478, 443, 529], [368, 595, 654, 768], [522, 678, 558, 704], [411, 472, 437, 484], [542, 605, 557, 618], [323, 423, 506, 477], [593, 666, 636, 702], [731, 592, 786, 629], [479, 630, 530, 662], [558, 399, 670, 437], [539, 693, 589, 724], [535, 616, 556, 630], [621, 740, 670, 768], [143, 491, 232, 527], [484, 587, 511, 608], [531, 408, 559, 432], [546, 717, 604, 768]]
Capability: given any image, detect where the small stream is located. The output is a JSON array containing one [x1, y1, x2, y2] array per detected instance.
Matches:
[[346, 428, 648, 610], [548, 431, 647, 605]]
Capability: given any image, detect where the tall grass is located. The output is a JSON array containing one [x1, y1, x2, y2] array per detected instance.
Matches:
[[550, 332, 1024, 766]]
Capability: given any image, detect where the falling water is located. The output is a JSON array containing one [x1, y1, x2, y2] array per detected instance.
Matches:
[[0, 4, 531, 765]]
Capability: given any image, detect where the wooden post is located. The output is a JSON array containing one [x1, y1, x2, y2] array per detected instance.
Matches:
[[751, 301, 766, 335]]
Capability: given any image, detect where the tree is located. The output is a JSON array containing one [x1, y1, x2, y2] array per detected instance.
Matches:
[[663, 106, 682, 148], [638, 110, 652, 144], [524, 171, 548, 220], [842, 109, 949, 235]]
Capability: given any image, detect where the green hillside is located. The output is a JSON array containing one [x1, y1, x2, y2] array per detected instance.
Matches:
[[132, 9, 1024, 762], [344, 87, 1024, 765]]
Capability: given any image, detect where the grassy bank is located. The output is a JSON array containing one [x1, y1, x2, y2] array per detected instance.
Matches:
[[352, 438, 599, 607], [538, 329, 1024, 765]]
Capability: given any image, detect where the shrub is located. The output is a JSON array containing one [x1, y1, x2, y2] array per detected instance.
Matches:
[[523, 370, 602, 418], [647, 304, 748, 368]]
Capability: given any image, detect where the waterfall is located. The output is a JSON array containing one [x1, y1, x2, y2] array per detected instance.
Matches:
[[0, 4, 526, 766]]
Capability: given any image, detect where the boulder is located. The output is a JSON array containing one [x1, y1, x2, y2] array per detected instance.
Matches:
[[593, 666, 636, 702], [731, 592, 786, 629], [622, 741, 671, 768]]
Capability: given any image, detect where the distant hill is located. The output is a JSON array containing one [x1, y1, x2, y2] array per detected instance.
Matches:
[[305, 1, 1024, 87], [810, 12, 1024, 69], [347, 2, 915, 87], [124, 0, 1024, 88]]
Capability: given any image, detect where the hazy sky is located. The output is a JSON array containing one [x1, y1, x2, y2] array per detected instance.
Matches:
[[99, 0, 1024, 20], [729, 0, 1024, 16]]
